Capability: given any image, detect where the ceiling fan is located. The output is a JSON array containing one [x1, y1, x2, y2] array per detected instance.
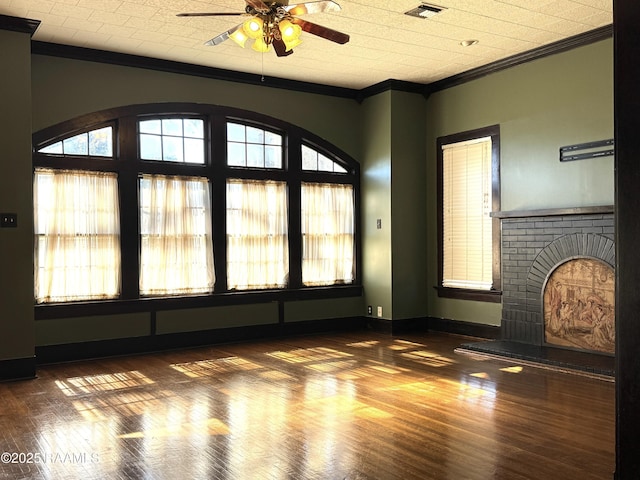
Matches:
[[177, 0, 350, 57]]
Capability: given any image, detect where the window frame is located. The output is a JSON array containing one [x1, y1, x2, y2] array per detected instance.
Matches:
[[32, 103, 361, 319], [436, 124, 501, 303]]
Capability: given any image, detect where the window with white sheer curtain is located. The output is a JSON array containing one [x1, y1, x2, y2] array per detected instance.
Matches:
[[33, 107, 360, 307], [226, 179, 289, 290], [139, 175, 214, 296], [301, 182, 354, 286], [34, 168, 121, 303], [441, 136, 493, 290]]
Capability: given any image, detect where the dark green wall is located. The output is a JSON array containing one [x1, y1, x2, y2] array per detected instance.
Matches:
[[390, 91, 427, 321], [361, 92, 393, 320], [425, 38, 614, 325], [31, 55, 362, 160], [0, 30, 34, 362]]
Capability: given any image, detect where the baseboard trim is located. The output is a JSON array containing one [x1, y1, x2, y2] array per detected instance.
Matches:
[[0, 356, 36, 381], [366, 316, 497, 338], [35, 316, 499, 364], [36, 316, 367, 364], [365, 317, 428, 335], [427, 317, 501, 339]]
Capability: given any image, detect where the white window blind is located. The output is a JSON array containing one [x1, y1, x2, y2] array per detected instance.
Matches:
[[139, 175, 214, 296], [226, 179, 289, 290], [34, 169, 121, 303], [301, 182, 354, 286], [442, 136, 493, 290]]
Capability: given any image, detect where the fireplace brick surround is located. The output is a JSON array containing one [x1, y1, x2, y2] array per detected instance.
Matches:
[[496, 206, 615, 347], [456, 206, 615, 377]]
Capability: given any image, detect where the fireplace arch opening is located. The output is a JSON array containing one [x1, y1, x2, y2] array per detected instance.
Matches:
[[543, 257, 614, 355]]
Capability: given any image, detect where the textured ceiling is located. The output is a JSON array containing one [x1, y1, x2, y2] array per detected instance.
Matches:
[[3, 0, 612, 89]]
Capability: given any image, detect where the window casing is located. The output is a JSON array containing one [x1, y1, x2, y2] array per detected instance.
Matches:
[[32, 104, 360, 313], [436, 125, 501, 303]]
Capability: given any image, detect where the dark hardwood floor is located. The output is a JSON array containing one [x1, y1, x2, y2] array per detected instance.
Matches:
[[0, 331, 614, 479]]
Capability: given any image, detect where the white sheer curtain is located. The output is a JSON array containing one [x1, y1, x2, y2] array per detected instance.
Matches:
[[301, 182, 354, 286], [34, 169, 121, 303], [139, 175, 214, 296], [226, 179, 288, 289]]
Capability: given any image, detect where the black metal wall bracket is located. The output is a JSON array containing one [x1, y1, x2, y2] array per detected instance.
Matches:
[[560, 139, 614, 162]]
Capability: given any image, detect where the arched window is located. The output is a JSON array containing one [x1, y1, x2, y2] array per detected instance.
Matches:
[[33, 104, 360, 311]]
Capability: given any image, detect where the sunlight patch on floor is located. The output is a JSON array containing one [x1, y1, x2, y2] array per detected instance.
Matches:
[[266, 347, 353, 364], [170, 356, 264, 378], [500, 365, 524, 374], [400, 350, 458, 367], [56, 371, 154, 396]]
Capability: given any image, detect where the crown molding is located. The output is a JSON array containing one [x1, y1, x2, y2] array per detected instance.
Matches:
[[0, 14, 40, 36], [27, 22, 613, 100], [31, 41, 360, 100], [356, 79, 428, 103], [426, 24, 613, 94]]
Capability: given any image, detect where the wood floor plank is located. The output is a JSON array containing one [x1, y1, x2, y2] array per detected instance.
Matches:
[[0, 331, 614, 479]]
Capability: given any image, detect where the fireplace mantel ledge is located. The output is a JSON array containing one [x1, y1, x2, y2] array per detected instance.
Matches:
[[491, 205, 614, 219]]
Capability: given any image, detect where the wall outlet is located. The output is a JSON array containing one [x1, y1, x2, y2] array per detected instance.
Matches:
[[367, 305, 373, 315], [376, 218, 382, 229], [0, 213, 17, 228], [377, 306, 383, 317]]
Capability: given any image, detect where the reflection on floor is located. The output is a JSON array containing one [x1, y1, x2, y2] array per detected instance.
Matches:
[[0, 332, 614, 480], [456, 340, 615, 378]]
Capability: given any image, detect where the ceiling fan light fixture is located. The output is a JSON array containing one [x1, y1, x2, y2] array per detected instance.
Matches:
[[283, 37, 303, 52], [252, 35, 271, 52], [178, 1, 350, 57], [244, 17, 264, 39], [230, 29, 249, 48], [278, 19, 302, 51]]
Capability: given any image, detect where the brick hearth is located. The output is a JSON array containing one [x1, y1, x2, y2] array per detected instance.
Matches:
[[495, 206, 614, 347]]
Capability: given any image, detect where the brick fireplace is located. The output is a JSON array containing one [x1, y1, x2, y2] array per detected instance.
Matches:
[[496, 206, 614, 355]]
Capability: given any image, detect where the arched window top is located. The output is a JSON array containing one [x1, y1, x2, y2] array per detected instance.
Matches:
[[33, 103, 359, 176], [37, 125, 113, 158], [302, 144, 348, 173]]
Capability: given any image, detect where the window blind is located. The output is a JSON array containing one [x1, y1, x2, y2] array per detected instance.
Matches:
[[442, 136, 493, 290]]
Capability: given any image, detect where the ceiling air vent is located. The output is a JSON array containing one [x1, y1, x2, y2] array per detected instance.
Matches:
[[404, 3, 446, 19]]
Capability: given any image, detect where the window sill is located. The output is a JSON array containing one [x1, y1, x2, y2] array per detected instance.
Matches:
[[35, 284, 363, 320], [434, 286, 502, 303]]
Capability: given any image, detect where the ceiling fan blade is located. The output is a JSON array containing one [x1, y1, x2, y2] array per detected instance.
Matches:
[[177, 12, 245, 17], [245, 0, 271, 13], [272, 38, 294, 57], [290, 18, 350, 44], [204, 24, 243, 46], [286, 1, 342, 16]]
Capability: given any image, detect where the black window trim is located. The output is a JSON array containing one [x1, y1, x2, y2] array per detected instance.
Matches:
[[33, 103, 362, 320], [435, 124, 502, 303]]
